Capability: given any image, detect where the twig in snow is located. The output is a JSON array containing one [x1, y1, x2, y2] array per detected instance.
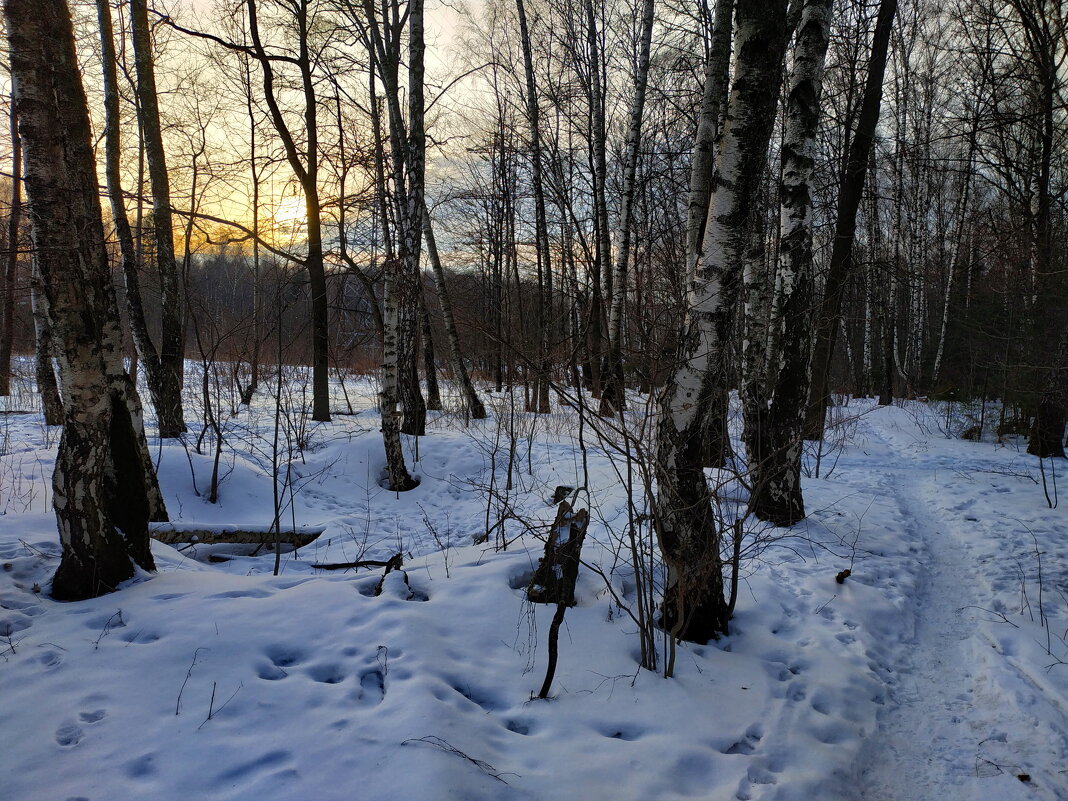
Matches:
[[198, 682, 243, 730], [93, 610, 124, 649], [176, 647, 207, 715], [400, 736, 515, 784]]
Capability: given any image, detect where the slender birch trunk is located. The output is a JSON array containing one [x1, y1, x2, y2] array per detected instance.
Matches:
[[245, 0, 331, 422], [655, 0, 790, 642], [748, 0, 832, 525], [419, 294, 442, 412], [7, 0, 167, 599], [515, 0, 552, 413], [686, 0, 734, 267], [684, 0, 734, 465], [95, 0, 164, 404], [130, 0, 186, 437], [423, 208, 487, 418], [397, 0, 427, 436], [0, 83, 20, 396], [584, 0, 609, 399], [600, 0, 656, 418]]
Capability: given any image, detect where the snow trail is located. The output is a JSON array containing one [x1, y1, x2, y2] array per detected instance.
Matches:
[[856, 413, 1058, 801]]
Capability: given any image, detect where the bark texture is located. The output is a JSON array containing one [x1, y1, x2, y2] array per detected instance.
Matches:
[[655, 0, 790, 642], [7, 0, 167, 600], [748, 0, 833, 526], [30, 259, 63, 425]]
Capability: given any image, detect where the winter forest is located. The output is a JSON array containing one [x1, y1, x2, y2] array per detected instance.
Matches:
[[0, 0, 1066, 797]]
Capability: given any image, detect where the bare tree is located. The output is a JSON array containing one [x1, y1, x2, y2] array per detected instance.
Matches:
[[747, 0, 833, 525]]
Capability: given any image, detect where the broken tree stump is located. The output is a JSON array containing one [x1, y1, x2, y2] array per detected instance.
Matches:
[[527, 501, 589, 607]]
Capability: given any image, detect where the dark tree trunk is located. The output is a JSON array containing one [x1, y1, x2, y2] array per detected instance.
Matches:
[[804, 0, 896, 439], [130, 0, 186, 437]]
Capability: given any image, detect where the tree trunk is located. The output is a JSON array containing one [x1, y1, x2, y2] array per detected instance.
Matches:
[[419, 293, 442, 412], [655, 0, 790, 642], [422, 208, 486, 418], [29, 258, 63, 425], [7, 0, 167, 600], [600, 0, 656, 418], [685, 0, 735, 466], [95, 0, 166, 412], [515, 0, 553, 413], [130, 0, 186, 437], [245, 0, 331, 422], [0, 82, 20, 397], [804, 0, 897, 439], [748, 0, 833, 526], [584, 0, 609, 399]]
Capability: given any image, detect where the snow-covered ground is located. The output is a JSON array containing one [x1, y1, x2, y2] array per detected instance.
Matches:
[[1, 374, 1066, 801]]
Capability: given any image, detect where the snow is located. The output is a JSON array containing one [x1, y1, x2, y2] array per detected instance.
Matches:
[[1, 377, 1067, 801]]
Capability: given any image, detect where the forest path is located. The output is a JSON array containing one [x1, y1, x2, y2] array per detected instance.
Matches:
[[854, 412, 1049, 801]]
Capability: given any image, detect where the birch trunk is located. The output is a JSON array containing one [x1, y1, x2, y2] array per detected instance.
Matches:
[[685, 0, 734, 266], [685, 0, 735, 466], [0, 84, 20, 396], [655, 0, 789, 642], [245, 0, 331, 422], [515, 0, 552, 413], [584, 0, 609, 399], [747, 0, 832, 526], [7, 0, 167, 599], [95, 0, 164, 408], [420, 294, 442, 412], [130, 0, 186, 437], [600, 0, 656, 418], [380, 258, 417, 490], [398, 0, 427, 436], [804, 0, 896, 439], [423, 209, 486, 419], [30, 259, 63, 425]]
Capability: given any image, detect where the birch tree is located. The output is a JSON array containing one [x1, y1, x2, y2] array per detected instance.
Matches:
[[0, 85, 20, 396], [599, 0, 656, 417], [6, 0, 167, 600], [684, 0, 734, 465], [747, 0, 833, 526], [654, 0, 790, 642], [130, 0, 187, 437]]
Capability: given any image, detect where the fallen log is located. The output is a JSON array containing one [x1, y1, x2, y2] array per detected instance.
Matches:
[[149, 522, 326, 549]]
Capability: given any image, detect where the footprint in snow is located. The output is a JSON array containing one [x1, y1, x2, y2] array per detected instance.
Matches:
[[79, 709, 107, 724], [352, 669, 385, 707], [55, 724, 83, 747]]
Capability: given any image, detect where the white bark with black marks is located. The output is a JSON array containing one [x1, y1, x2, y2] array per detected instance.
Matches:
[[655, 0, 790, 642], [7, 0, 167, 600]]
